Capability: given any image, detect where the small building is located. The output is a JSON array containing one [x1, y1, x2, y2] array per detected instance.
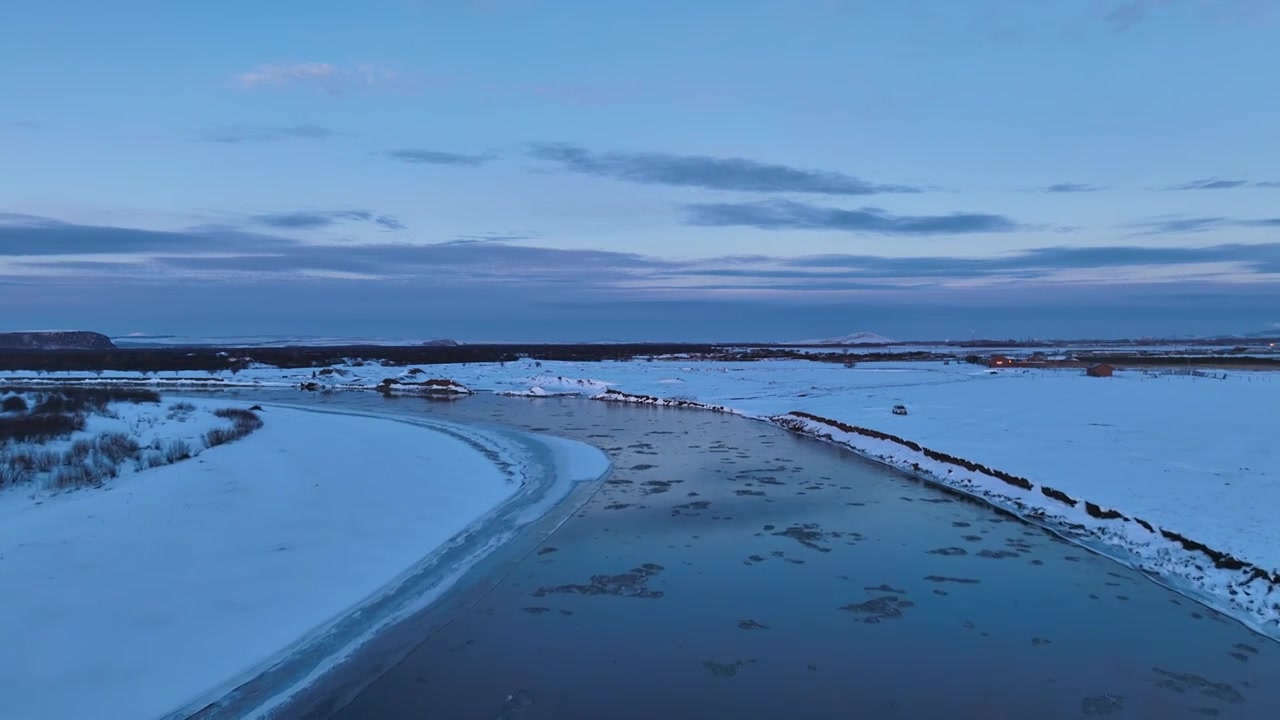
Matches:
[[1086, 363, 1114, 378], [987, 354, 1012, 368]]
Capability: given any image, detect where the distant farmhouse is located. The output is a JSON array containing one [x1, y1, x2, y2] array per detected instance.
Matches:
[[1086, 363, 1115, 378]]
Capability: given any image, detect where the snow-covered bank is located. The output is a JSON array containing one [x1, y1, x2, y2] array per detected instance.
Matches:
[[770, 411, 1280, 637], [0, 403, 608, 720], [453, 359, 1280, 636], [0, 390, 255, 493], [5, 358, 1278, 635]]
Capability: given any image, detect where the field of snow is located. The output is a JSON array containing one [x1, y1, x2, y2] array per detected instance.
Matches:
[[0, 392, 246, 490], [4, 357, 1278, 635], [0, 401, 609, 720], [454, 359, 1280, 631]]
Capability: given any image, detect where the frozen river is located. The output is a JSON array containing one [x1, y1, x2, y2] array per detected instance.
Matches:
[[225, 392, 1278, 719]]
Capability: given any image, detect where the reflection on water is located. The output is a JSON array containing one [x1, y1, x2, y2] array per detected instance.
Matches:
[[242, 392, 1279, 719]]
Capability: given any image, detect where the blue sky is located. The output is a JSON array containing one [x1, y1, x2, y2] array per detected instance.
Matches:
[[3, 0, 1279, 341]]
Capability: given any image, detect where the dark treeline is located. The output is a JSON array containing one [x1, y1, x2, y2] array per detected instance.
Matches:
[[0, 344, 724, 373], [1086, 355, 1280, 368], [1, 344, 1273, 374]]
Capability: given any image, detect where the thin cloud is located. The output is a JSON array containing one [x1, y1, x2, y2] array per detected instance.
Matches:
[[1129, 216, 1229, 235], [384, 149, 492, 166], [1163, 177, 1280, 191], [202, 124, 335, 144], [249, 210, 405, 231], [6, 216, 1278, 293], [1102, 0, 1271, 32], [151, 240, 677, 283], [448, 232, 538, 244], [1104, 0, 1175, 31], [528, 143, 920, 195], [684, 200, 1019, 235], [1127, 215, 1280, 235], [654, 244, 1280, 292], [233, 62, 398, 94], [1042, 183, 1103, 193], [779, 244, 1280, 277], [0, 215, 292, 256]]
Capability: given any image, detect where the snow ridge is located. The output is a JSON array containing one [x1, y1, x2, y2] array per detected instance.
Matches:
[[770, 412, 1280, 637]]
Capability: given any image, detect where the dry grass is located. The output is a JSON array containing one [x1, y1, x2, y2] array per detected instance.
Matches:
[[166, 401, 196, 420], [161, 439, 193, 464], [204, 408, 264, 449], [0, 411, 86, 443], [1, 396, 261, 493], [94, 432, 141, 464], [2, 395, 28, 413]]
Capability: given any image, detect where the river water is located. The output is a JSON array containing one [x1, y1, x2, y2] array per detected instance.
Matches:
[[234, 392, 1278, 719]]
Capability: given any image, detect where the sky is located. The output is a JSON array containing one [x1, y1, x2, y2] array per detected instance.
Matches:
[[2, 0, 1279, 342]]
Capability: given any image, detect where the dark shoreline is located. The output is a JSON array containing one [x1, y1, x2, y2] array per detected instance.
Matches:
[[287, 393, 1280, 720], [3, 342, 1277, 375]]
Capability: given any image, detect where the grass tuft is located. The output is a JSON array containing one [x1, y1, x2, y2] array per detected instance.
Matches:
[[204, 407, 264, 449]]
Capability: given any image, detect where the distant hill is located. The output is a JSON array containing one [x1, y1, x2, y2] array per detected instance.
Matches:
[[0, 331, 117, 351], [796, 332, 897, 346], [421, 338, 460, 347]]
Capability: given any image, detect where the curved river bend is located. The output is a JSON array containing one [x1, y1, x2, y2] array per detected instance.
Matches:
[[227, 392, 1279, 719]]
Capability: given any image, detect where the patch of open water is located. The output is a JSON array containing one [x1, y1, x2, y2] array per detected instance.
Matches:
[[230, 392, 1279, 719]]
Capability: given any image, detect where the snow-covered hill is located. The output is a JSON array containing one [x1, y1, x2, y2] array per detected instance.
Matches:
[[796, 331, 897, 345]]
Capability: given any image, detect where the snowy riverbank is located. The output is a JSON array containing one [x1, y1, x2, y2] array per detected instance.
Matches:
[[483, 359, 1280, 635], [0, 402, 610, 720], [5, 357, 1278, 636]]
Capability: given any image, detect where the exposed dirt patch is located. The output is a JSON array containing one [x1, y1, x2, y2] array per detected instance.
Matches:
[[923, 575, 981, 585], [1152, 668, 1245, 704], [536, 547, 558, 556], [976, 549, 1020, 559], [1004, 538, 1034, 553], [864, 584, 907, 594], [1080, 694, 1125, 715], [703, 659, 756, 678], [641, 479, 682, 495], [671, 500, 711, 516], [532, 563, 666, 600], [927, 547, 969, 557], [772, 523, 833, 552], [737, 619, 768, 630], [838, 595, 915, 624]]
